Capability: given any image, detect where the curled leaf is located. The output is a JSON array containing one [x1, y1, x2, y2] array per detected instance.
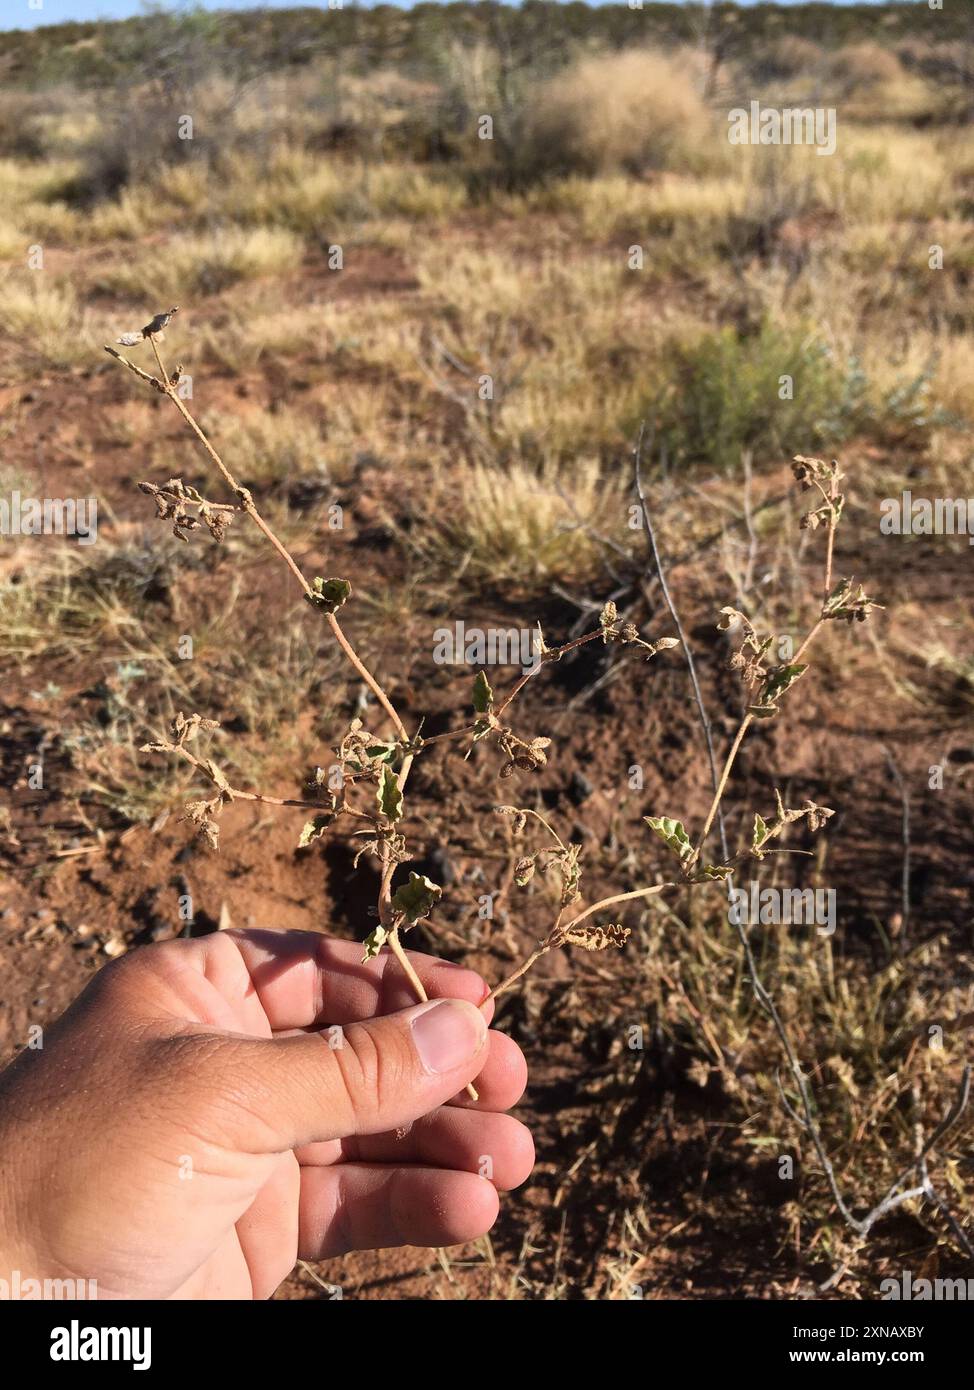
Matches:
[[362, 924, 389, 961], [822, 578, 883, 625], [473, 670, 494, 715], [644, 815, 694, 866], [495, 805, 527, 836], [599, 601, 618, 636], [377, 765, 403, 823], [142, 306, 179, 337], [717, 606, 754, 638], [514, 856, 536, 887], [298, 815, 332, 848], [761, 663, 807, 705], [306, 577, 352, 613], [554, 922, 630, 952], [181, 798, 222, 850], [689, 863, 734, 882], [391, 872, 442, 924]]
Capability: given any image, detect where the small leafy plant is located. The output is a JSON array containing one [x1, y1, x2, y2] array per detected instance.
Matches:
[[107, 314, 970, 1272]]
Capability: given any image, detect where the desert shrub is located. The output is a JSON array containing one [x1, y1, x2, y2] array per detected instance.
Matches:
[[653, 317, 955, 473], [826, 42, 903, 96], [102, 312, 973, 1289], [652, 322, 855, 473], [63, 68, 255, 207], [420, 38, 537, 171], [0, 91, 49, 160], [64, 91, 200, 205], [753, 35, 823, 82], [519, 49, 712, 181]]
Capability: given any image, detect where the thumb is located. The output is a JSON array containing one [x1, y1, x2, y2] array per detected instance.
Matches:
[[216, 999, 488, 1151]]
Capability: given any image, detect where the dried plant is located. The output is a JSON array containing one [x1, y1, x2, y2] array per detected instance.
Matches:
[[105, 314, 968, 1265]]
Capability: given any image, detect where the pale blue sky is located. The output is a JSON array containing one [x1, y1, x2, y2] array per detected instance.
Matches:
[[1, 0, 894, 35]]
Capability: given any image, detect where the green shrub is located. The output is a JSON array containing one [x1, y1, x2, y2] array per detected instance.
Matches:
[[651, 323, 855, 473]]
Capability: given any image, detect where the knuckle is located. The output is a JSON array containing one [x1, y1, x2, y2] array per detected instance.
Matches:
[[328, 1022, 409, 1135]]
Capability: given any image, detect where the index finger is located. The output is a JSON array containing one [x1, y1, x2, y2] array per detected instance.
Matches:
[[216, 928, 494, 1032]]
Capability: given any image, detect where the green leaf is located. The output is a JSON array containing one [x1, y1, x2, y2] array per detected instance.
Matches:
[[752, 813, 769, 857], [644, 816, 694, 865], [298, 815, 331, 848], [690, 863, 734, 882], [377, 764, 403, 822], [748, 704, 780, 720], [361, 925, 389, 961], [473, 670, 494, 715], [391, 872, 442, 924], [305, 577, 352, 613], [761, 663, 807, 705], [364, 741, 397, 765], [823, 578, 852, 616]]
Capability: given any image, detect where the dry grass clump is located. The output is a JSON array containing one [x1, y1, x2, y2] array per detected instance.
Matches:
[[732, 128, 952, 228], [197, 289, 424, 378], [0, 533, 193, 665], [0, 272, 91, 370], [414, 245, 666, 461], [94, 226, 304, 300], [0, 215, 22, 260], [214, 148, 466, 230], [0, 155, 80, 210], [517, 172, 746, 247], [522, 49, 712, 180], [418, 456, 627, 588], [164, 406, 327, 490], [415, 246, 632, 352]]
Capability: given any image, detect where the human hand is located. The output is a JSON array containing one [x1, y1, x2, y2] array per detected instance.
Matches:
[[0, 929, 532, 1299]]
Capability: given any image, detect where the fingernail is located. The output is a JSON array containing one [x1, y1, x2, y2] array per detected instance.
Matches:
[[410, 999, 487, 1075]]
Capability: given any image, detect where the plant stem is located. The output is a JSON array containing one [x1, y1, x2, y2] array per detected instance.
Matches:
[[487, 946, 548, 1004], [141, 336, 409, 741], [694, 713, 753, 861], [487, 884, 671, 1003], [111, 333, 427, 1014], [559, 881, 672, 931], [493, 630, 604, 721]]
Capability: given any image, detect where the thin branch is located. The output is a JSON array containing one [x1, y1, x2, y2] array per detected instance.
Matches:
[[884, 744, 911, 944], [634, 423, 728, 865]]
